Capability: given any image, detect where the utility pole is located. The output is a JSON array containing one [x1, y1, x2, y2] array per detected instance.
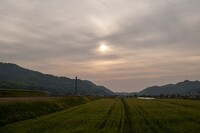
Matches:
[[75, 76, 78, 95]]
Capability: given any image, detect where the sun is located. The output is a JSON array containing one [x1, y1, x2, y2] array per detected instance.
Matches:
[[99, 43, 108, 53]]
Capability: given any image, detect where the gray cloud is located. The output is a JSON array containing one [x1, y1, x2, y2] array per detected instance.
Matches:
[[0, 0, 200, 92]]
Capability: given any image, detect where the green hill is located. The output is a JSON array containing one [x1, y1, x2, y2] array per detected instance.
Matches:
[[0, 62, 114, 96], [138, 80, 200, 96]]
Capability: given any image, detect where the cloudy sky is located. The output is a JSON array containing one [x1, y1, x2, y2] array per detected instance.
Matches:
[[1, 0, 200, 92]]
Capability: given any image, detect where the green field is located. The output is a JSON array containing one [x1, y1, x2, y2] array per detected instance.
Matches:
[[0, 98, 200, 133], [0, 96, 98, 127], [0, 89, 50, 97]]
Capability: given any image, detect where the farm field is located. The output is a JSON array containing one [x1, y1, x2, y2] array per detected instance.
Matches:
[[0, 89, 50, 97], [0, 98, 200, 133], [124, 98, 200, 133], [0, 96, 98, 127]]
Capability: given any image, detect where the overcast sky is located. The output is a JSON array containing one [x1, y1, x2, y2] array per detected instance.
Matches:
[[1, 0, 200, 92]]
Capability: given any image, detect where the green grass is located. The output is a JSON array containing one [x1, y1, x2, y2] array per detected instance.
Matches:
[[0, 98, 124, 133], [0, 96, 98, 127], [124, 98, 200, 133], [0, 89, 50, 97], [0, 98, 200, 133]]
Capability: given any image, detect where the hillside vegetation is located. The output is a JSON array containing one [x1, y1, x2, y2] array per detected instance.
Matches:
[[0, 62, 114, 96], [138, 80, 200, 96], [1, 98, 199, 133]]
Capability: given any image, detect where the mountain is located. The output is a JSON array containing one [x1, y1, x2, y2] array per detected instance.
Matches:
[[115, 92, 132, 97], [0, 62, 114, 96], [138, 80, 200, 96]]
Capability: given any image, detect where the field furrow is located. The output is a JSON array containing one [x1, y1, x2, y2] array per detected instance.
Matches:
[[0, 98, 200, 133], [125, 98, 200, 133], [97, 98, 125, 133], [0, 98, 126, 133], [121, 98, 132, 133]]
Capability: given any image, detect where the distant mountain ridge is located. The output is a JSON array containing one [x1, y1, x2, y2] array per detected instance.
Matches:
[[138, 80, 200, 96], [0, 62, 114, 96]]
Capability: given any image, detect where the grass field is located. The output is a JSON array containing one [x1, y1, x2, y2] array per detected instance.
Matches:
[[0, 89, 50, 97], [0, 96, 98, 127], [124, 99, 200, 133], [0, 98, 200, 133]]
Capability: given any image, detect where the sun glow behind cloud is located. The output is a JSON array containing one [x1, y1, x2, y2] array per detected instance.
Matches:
[[99, 43, 108, 52], [99, 42, 110, 53]]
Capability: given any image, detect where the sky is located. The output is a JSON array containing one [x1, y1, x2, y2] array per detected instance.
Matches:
[[1, 0, 200, 92]]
